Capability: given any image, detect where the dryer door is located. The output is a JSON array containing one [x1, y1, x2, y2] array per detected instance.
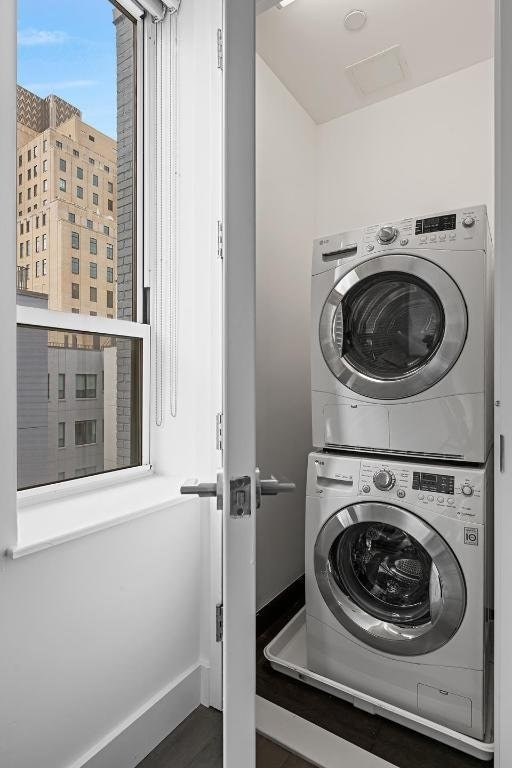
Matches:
[[319, 254, 467, 399], [314, 501, 466, 656]]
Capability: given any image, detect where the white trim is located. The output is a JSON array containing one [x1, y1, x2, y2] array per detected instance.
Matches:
[[256, 697, 395, 768], [114, 0, 145, 20], [17, 305, 149, 339], [69, 663, 201, 768]]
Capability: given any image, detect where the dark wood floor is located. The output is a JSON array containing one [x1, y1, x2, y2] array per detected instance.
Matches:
[[136, 704, 315, 768], [256, 595, 493, 768]]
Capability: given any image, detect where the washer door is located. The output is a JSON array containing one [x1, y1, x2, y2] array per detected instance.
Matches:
[[319, 254, 467, 400], [314, 502, 466, 656]]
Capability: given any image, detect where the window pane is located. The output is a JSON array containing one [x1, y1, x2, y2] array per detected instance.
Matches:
[[16, 0, 136, 321], [16, 323, 142, 490]]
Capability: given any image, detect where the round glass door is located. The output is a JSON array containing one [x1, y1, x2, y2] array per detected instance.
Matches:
[[319, 254, 467, 400], [314, 502, 466, 656]]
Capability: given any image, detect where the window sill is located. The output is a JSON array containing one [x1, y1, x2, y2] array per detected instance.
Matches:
[[9, 470, 195, 559]]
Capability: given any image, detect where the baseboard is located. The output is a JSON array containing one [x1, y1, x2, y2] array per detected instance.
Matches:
[[256, 696, 396, 768], [69, 664, 203, 768], [256, 575, 305, 636]]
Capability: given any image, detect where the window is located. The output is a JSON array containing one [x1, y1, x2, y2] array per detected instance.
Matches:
[[35, 215, 39, 228], [35, 261, 40, 277], [27, 149, 31, 161], [42, 213, 46, 226], [89, 134, 95, 142], [18, 173, 21, 186], [18, 154, 22, 167], [107, 199, 113, 211], [33, 145, 38, 157], [26, 220, 30, 233], [20, 222, 24, 235], [107, 267, 113, 283], [19, 242, 23, 258], [27, 168, 31, 181], [75, 420, 96, 446], [76, 374, 97, 399], [18, 192, 22, 204], [16, 0, 141, 491], [27, 188, 31, 200]]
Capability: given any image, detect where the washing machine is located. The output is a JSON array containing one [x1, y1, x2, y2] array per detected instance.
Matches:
[[311, 205, 493, 463], [305, 451, 493, 741]]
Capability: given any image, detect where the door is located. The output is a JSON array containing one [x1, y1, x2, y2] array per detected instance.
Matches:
[[314, 501, 466, 656], [319, 253, 467, 399]]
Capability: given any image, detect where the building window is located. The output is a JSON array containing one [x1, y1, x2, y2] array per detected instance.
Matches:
[[43, 179, 48, 192], [26, 240, 31, 256], [77, 167, 83, 180], [19, 242, 24, 258], [43, 159, 48, 173], [18, 173, 22, 186], [89, 157, 95, 165], [103, 225, 110, 236], [75, 466, 96, 478], [59, 158, 66, 172], [76, 186, 83, 199], [18, 191, 22, 204], [68, 212, 75, 223], [42, 233, 47, 250], [107, 181, 113, 193], [58, 373, 65, 399], [86, 219, 93, 230], [75, 420, 96, 446], [35, 261, 40, 277], [76, 374, 97, 400], [35, 236, 40, 253], [42, 214, 46, 226], [42, 259, 47, 276], [89, 262, 97, 279], [71, 231, 79, 249], [90, 286, 97, 302], [27, 149, 31, 161], [33, 145, 38, 157], [107, 266, 113, 283], [90, 311, 97, 316], [71, 308, 79, 314], [92, 174, 98, 187], [33, 184, 37, 195], [26, 220, 30, 233], [107, 290, 113, 309], [18, 154, 22, 167], [33, 165, 37, 177], [107, 199, 113, 211], [71, 257, 80, 275], [71, 282, 79, 299], [58, 422, 66, 448], [35, 215, 39, 228], [43, 139, 47, 152], [20, 222, 24, 235], [89, 134, 95, 142], [90, 237, 97, 255], [92, 193, 99, 206], [56, 140, 63, 149], [27, 168, 31, 181], [59, 178, 66, 192]]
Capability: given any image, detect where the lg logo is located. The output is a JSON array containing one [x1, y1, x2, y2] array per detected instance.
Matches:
[[464, 527, 479, 546]]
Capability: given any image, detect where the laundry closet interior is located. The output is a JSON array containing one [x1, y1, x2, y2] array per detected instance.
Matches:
[[252, 1, 494, 767]]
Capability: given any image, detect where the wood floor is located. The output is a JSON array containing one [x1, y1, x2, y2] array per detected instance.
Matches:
[[136, 704, 315, 768]]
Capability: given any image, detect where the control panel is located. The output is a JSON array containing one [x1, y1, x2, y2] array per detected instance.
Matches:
[[309, 453, 486, 525]]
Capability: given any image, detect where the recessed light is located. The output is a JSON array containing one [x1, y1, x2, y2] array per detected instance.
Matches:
[[344, 9, 367, 31], [278, 0, 297, 8]]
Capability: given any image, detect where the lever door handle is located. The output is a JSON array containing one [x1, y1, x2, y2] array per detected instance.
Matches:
[[180, 481, 217, 497], [259, 477, 296, 496]]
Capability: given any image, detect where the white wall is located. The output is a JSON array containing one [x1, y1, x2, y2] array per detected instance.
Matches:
[[255, 56, 316, 609], [255, 57, 494, 610], [316, 59, 494, 236]]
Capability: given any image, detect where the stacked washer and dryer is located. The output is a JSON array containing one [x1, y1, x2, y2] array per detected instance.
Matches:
[[305, 206, 494, 755]]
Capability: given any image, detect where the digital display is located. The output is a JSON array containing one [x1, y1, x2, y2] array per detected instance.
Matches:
[[412, 472, 454, 494], [415, 214, 456, 235]]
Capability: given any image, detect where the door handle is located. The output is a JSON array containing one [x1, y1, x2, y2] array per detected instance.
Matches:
[[256, 469, 295, 508], [180, 470, 295, 516]]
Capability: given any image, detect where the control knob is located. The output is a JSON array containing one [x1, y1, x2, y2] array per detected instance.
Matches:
[[377, 226, 398, 244], [462, 216, 475, 228], [461, 483, 474, 497], [373, 469, 396, 491]]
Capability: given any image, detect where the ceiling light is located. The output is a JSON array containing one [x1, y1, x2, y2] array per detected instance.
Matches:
[[278, 0, 297, 8], [344, 9, 367, 31]]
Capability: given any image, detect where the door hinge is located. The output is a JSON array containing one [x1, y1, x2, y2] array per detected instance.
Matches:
[[216, 412, 223, 451], [217, 220, 223, 260], [216, 603, 223, 642], [217, 29, 223, 70]]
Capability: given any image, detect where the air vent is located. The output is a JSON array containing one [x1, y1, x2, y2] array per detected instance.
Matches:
[[346, 45, 407, 97]]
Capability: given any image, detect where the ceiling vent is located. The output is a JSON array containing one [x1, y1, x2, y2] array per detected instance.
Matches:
[[346, 45, 408, 96]]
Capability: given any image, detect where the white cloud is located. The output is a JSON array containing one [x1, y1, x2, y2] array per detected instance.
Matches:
[[17, 29, 68, 46], [26, 80, 97, 92]]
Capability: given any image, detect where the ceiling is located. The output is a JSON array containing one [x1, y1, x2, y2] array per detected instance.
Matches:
[[256, 0, 494, 124]]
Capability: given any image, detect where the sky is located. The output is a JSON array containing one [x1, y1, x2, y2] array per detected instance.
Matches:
[[17, 0, 118, 138]]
